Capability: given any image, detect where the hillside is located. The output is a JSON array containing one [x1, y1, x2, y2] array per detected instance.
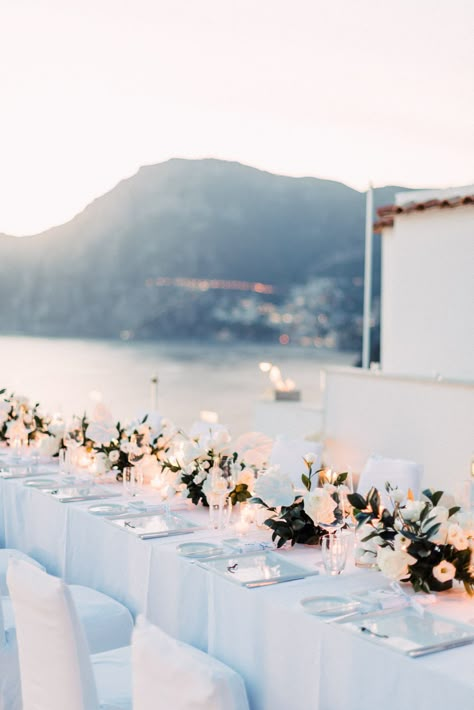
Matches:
[[0, 159, 409, 345]]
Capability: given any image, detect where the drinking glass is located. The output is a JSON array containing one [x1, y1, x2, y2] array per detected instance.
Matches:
[[208, 491, 231, 530], [321, 533, 349, 575], [123, 466, 143, 497]]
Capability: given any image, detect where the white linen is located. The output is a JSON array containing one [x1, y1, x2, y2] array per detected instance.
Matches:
[[132, 616, 249, 710], [92, 646, 132, 710], [269, 436, 323, 487], [357, 455, 423, 505], [1, 473, 473, 710]]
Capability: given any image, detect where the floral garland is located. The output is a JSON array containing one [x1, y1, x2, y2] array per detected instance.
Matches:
[[0, 388, 58, 451], [348, 485, 474, 595], [251, 455, 349, 547], [160, 430, 256, 506]]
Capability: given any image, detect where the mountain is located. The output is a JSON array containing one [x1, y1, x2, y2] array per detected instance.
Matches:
[[0, 158, 410, 344]]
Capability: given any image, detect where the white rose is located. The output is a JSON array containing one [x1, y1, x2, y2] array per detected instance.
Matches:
[[303, 488, 337, 526], [38, 434, 61, 457], [237, 467, 255, 490], [393, 533, 411, 551], [304, 452, 317, 465], [180, 441, 203, 466], [209, 430, 232, 454], [120, 440, 130, 454], [432, 560, 456, 584], [253, 467, 295, 508], [401, 500, 425, 522], [391, 489, 406, 504], [6, 419, 28, 441], [446, 524, 469, 551], [86, 422, 117, 446], [109, 449, 120, 464], [377, 546, 416, 581]]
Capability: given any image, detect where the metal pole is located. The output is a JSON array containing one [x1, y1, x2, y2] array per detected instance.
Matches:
[[362, 184, 374, 369]]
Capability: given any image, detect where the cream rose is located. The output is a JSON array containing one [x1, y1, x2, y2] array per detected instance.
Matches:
[[253, 467, 295, 508], [432, 560, 456, 584], [377, 546, 416, 581], [303, 488, 337, 526]]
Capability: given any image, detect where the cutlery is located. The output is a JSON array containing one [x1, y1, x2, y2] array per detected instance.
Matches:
[[359, 626, 389, 639], [407, 637, 474, 657], [245, 574, 309, 588], [139, 529, 194, 540]]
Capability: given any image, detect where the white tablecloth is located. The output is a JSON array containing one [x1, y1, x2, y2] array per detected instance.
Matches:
[[1, 469, 473, 710]]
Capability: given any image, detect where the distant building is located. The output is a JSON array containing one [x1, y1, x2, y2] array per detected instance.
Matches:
[[321, 185, 474, 490], [374, 185, 474, 381]]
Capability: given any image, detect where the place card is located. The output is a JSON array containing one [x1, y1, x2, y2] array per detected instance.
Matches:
[[199, 550, 319, 588], [107, 512, 199, 539], [47, 485, 121, 503], [338, 607, 474, 656]]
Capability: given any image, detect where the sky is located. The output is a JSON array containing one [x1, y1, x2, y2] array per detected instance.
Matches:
[[0, 0, 473, 236]]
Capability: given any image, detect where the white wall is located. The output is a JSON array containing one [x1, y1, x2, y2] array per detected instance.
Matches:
[[323, 367, 474, 492], [381, 206, 474, 381]]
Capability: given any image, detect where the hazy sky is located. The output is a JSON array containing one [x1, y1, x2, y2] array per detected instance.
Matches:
[[1, 0, 473, 235]]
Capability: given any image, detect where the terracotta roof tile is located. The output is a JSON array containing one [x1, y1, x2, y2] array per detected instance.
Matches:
[[374, 194, 474, 232]]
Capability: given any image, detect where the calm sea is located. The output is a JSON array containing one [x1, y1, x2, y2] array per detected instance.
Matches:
[[0, 336, 355, 434]]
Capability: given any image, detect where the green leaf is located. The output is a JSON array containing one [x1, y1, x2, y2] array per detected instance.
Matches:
[[347, 492, 366, 510], [301, 473, 311, 491]]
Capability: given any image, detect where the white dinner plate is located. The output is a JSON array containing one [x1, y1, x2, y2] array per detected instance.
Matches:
[[300, 595, 360, 617], [88, 503, 128, 516], [177, 542, 224, 558], [24, 478, 57, 489]]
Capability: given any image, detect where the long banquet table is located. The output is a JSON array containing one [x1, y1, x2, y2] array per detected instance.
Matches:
[[1, 464, 473, 710]]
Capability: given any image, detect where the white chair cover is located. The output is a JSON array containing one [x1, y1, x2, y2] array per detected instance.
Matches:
[[68, 584, 133, 654], [132, 616, 249, 710], [357, 455, 423, 506], [0, 549, 44, 595], [269, 436, 323, 487], [7, 558, 100, 710], [0, 597, 21, 710]]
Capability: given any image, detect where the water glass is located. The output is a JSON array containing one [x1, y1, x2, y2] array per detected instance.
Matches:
[[321, 533, 349, 575], [123, 466, 143, 497], [208, 491, 231, 530]]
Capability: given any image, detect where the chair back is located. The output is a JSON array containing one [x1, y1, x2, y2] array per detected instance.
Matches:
[[357, 455, 423, 506], [269, 436, 323, 487], [132, 617, 249, 710], [7, 559, 99, 710]]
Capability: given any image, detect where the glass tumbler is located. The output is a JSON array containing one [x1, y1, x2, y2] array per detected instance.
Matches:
[[321, 533, 349, 575]]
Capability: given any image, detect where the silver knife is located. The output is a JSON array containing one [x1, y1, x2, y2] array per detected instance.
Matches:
[[245, 574, 309, 588], [139, 529, 194, 540], [407, 637, 474, 657]]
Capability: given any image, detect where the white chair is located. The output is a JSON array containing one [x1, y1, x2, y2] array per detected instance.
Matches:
[[0, 549, 44, 595], [132, 616, 249, 710], [0, 595, 21, 710], [0, 548, 133, 655], [7, 558, 132, 710], [357, 455, 423, 506], [269, 436, 323, 488]]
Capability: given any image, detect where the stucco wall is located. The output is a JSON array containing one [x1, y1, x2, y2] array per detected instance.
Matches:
[[380, 205, 474, 381], [323, 367, 474, 492]]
